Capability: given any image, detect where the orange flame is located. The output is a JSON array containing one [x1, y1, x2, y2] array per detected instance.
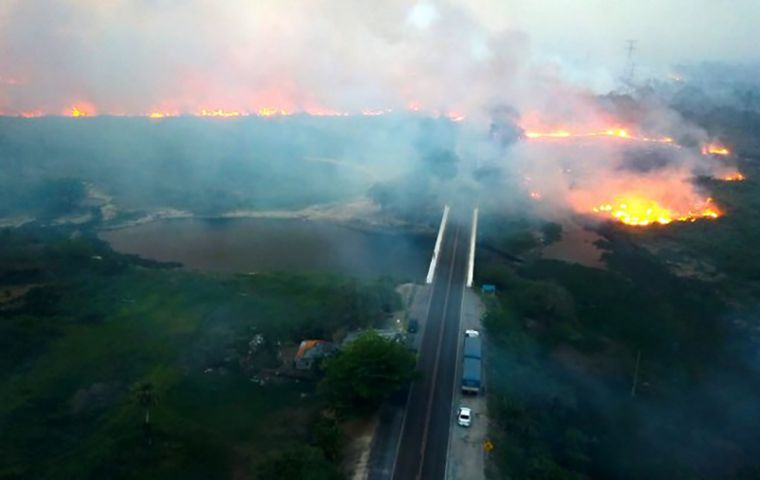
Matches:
[[702, 144, 730, 156], [5, 102, 466, 120], [523, 127, 673, 144], [257, 107, 290, 117], [68, 106, 93, 117], [148, 111, 178, 119], [719, 171, 745, 182], [524, 130, 571, 138], [199, 108, 243, 118], [592, 196, 720, 226]]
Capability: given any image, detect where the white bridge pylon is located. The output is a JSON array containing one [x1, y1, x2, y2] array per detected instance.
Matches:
[[466, 207, 478, 288], [425, 205, 450, 284], [424, 206, 479, 287]]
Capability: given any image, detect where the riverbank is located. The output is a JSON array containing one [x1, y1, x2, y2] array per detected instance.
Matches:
[[100, 198, 417, 233], [99, 216, 435, 281]]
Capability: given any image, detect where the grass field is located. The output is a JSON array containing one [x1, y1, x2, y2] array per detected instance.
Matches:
[[0, 227, 399, 479]]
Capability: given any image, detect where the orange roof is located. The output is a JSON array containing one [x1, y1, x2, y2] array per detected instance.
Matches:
[[295, 340, 329, 360]]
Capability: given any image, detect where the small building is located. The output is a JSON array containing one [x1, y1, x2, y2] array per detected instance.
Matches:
[[481, 284, 497, 294], [294, 340, 336, 370]]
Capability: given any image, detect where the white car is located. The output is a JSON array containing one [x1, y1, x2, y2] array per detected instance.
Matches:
[[457, 407, 472, 427], [464, 329, 480, 338]]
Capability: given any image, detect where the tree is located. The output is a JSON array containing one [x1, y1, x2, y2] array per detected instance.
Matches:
[[320, 331, 417, 413], [133, 382, 159, 446], [527, 455, 581, 480], [255, 446, 343, 480], [541, 222, 563, 245], [309, 415, 344, 463]]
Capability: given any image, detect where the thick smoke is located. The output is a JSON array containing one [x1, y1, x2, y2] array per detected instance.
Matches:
[[0, 0, 754, 225], [2, 0, 759, 116], [0, 0, 532, 117]]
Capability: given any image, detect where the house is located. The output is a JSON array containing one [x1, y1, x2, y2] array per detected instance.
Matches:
[[294, 340, 336, 370]]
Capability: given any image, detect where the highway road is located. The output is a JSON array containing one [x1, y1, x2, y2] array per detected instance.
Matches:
[[392, 211, 470, 480]]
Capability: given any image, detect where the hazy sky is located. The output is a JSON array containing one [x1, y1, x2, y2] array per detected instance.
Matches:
[[464, 0, 760, 64], [1, 0, 758, 116]]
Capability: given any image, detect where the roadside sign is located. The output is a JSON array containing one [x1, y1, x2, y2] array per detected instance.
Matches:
[[483, 440, 494, 452]]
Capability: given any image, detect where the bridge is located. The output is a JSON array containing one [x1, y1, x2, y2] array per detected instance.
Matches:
[[390, 205, 479, 480]]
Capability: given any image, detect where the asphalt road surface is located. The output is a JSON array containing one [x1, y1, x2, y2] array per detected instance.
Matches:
[[393, 212, 470, 480]]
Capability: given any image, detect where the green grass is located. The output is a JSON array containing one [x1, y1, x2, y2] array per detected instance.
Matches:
[[0, 228, 397, 479]]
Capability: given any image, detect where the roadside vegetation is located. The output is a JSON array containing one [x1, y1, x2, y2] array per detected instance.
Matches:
[[320, 330, 417, 413], [0, 226, 403, 479], [477, 110, 760, 479]]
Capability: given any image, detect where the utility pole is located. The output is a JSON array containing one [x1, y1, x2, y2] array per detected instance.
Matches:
[[631, 350, 641, 397]]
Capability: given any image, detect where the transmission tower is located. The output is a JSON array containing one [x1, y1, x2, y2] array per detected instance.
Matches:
[[624, 39, 637, 86]]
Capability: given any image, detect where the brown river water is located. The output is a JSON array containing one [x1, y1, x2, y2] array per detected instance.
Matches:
[[100, 217, 434, 281]]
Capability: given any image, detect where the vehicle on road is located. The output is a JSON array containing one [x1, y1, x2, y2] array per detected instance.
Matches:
[[463, 335, 482, 360], [464, 329, 480, 337], [461, 357, 481, 394], [457, 407, 472, 427], [461, 333, 483, 394], [407, 318, 419, 334]]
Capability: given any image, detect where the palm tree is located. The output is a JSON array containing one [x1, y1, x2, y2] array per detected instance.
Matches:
[[133, 382, 159, 446]]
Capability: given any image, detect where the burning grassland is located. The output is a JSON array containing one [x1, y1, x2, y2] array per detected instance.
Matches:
[[590, 196, 719, 226], [718, 171, 745, 181], [701, 143, 731, 156], [4, 103, 465, 121], [566, 171, 722, 227], [510, 114, 743, 228], [523, 127, 674, 145]]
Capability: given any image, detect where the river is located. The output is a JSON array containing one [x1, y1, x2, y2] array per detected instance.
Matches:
[[100, 218, 434, 281]]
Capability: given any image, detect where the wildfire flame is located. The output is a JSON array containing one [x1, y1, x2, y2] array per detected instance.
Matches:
[[524, 130, 571, 138], [1, 103, 466, 120], [523, 127, 673, 144], [702, 144, 730, 156], [256, 107, 290, 117], [148, 111, 179, 119], [515, 114, 731, 228], [719, 171, 745, 182], [199, 109, 243, 118], [69, 106, 91, 117], [592, 196, 720, 226]]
